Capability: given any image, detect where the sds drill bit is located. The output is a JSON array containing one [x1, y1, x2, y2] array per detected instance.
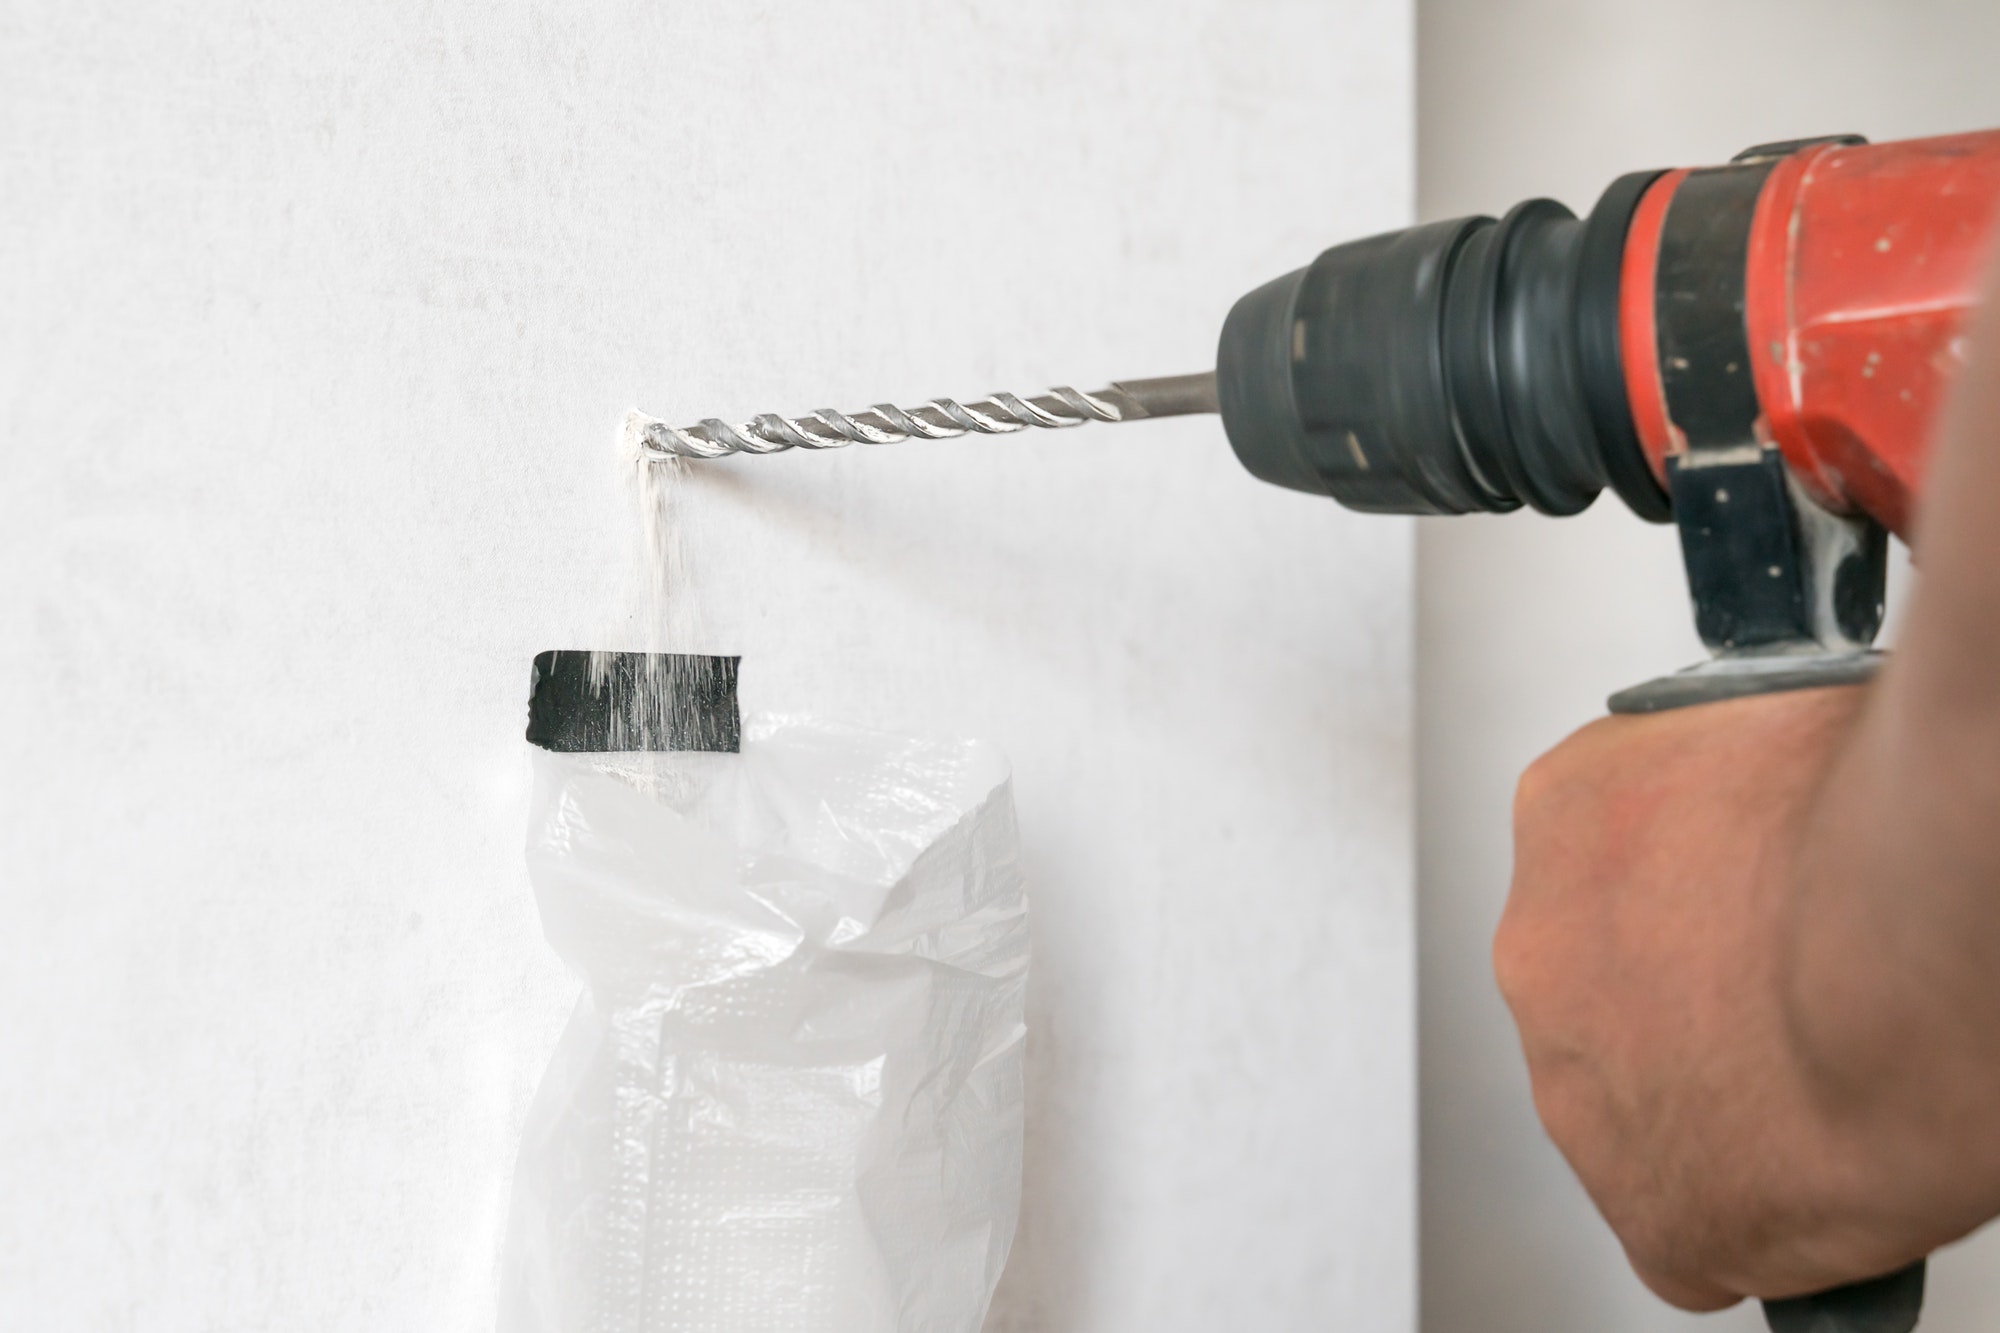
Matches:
[[636, 371, 1219, 460]]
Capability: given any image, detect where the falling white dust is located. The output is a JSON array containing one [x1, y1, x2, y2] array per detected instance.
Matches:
[[582, 416, 712, 681]]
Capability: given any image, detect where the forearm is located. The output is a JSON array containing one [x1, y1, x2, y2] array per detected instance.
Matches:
[[1786, 258, 2000, 1247]]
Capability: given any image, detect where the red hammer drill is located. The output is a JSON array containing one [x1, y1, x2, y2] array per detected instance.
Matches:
[[1215, 128, 2000, 1333]]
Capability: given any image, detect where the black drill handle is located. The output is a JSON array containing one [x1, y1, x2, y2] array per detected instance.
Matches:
[[1762, 1260, 1926, 1333]]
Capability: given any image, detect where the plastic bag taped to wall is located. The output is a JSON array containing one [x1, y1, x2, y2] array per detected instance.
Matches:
[[502, 653, 1029, 1333]]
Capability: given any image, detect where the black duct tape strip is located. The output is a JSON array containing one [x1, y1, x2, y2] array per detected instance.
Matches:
[[526, 651, 741, 753]]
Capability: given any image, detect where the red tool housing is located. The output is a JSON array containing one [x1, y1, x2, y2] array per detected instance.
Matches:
[[1622, 131, 2000, 539]]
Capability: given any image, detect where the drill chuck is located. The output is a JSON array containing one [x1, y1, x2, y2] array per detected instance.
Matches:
[[1215, 173, 1670, 521]]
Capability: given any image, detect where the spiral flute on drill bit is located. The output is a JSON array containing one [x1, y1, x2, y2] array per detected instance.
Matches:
[[634, 372, 1221, 460]]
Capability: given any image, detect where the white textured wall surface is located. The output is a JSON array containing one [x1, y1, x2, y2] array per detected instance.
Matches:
[[0, 3, 1414, 1329], [1418, 2, 2000, 1330]]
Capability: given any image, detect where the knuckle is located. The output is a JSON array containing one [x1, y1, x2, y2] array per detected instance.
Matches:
[[1513, 748, 1561, 819], [1516, 714, 1633, 823], [1523, 1053, 1588, 1146], [1492, 867, 1557, 1012], [1491, 910, 1533, 1005]]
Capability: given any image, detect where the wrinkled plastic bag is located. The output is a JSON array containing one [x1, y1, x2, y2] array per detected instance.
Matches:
[[500, 716, 1029, 1333]]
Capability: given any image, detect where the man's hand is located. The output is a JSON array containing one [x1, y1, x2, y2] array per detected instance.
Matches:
[[1497, 252, 2000, 1311], [1498, 685, 1913, 1309]]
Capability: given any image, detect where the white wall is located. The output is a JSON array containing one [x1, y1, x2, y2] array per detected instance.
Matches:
[[1418, 2, 2000, 1330], [0, 3, 1415, 1330]]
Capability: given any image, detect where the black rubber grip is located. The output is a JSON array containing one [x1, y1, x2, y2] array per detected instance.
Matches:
[[1214, 170, 1668, 520]]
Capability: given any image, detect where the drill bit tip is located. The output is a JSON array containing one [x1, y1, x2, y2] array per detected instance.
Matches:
[[636, 371, 1217, 461]]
